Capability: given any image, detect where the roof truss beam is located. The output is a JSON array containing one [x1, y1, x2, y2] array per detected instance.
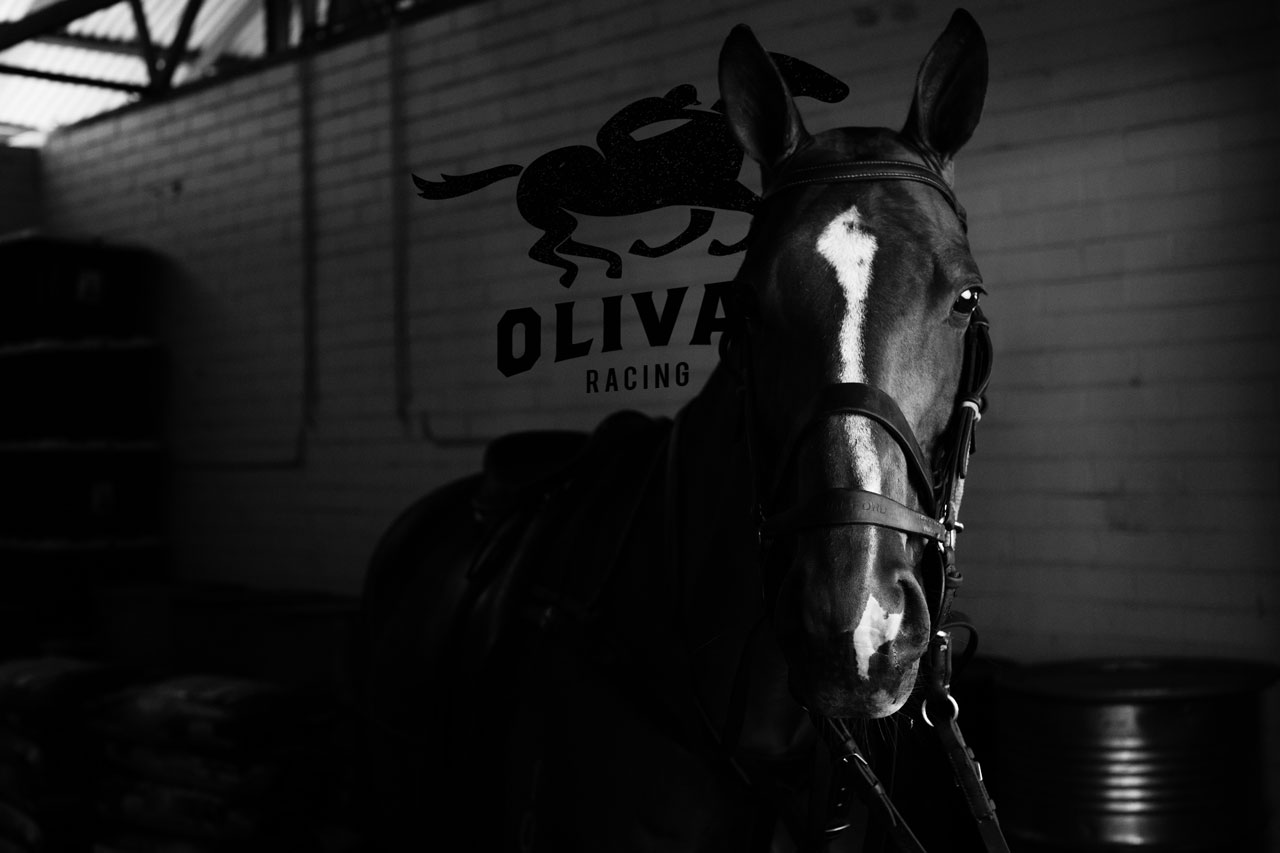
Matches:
[[152, 0, 204, 91], [32, 31, 204, 63], [125, 0, 158, 83], [0, 60, 145, 92], [177, 0, 255, 85], [0, 0, 218, 96], [0, 0, 123, 53]]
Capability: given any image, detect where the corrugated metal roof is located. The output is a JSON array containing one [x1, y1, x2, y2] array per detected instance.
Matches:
[[62, 0, 265, 58], [0, 0, 269, 146], [0, 38, 137, 136], [0, 0, 434, 146]]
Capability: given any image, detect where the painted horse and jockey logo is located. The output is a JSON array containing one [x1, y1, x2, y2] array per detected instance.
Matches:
[[412, 53, 849, 286]]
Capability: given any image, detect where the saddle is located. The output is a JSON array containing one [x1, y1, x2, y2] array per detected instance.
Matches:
[[452, 410, 672, 679]]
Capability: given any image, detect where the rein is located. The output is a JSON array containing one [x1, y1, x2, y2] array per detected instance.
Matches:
[[723, 157, 1008, 853]]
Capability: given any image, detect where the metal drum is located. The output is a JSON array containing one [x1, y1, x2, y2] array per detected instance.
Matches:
[[995, 657, 1278, 851]]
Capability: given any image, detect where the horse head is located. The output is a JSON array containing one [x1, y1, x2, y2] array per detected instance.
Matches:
[[719, 11, 988, 720]]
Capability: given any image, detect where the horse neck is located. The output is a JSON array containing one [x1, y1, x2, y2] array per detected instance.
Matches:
[[591, 362, 753, 636], [670, 362, 758, 604], [668, 362, 810, 754]]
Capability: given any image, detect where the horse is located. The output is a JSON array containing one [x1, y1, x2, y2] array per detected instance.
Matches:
[[411, 54, 849, 287], [357, 10, 1007, 852]]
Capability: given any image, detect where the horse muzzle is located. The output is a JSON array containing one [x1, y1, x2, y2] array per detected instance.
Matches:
[[774, 531, 931, 719], [790, 637, 922, 719]]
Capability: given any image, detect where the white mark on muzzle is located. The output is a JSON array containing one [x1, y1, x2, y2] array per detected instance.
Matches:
[[816, 206, 882, 492], [852, 591, 903, 679]]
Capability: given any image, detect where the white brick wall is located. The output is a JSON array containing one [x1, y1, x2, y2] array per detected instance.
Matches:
[[35, 0, 1277, 627], [38, 0, 1280, 828], [0, 146, 40, 234]]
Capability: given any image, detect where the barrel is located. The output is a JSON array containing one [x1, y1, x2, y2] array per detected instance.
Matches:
[[995, 657, 1278, 852]]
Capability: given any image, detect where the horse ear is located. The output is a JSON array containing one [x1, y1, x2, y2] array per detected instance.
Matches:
[[719, 25, 810, 171], [902, 9, 988, 168]]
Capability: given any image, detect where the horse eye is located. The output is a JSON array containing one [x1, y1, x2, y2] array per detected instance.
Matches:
[[951, 285, 985, 316]]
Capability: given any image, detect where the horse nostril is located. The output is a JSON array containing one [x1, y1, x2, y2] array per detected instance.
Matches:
[[895, 575, 930, 646], [876, 640, 891, 656]]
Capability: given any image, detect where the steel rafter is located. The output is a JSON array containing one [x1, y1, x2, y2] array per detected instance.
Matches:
[[125, 0, 159, 84], [0, 0, 215, 96], [33, 32, 203, 63], [0, 61, 146, 93], [0, 0, 122, 53], [153, 0, 204, 91]]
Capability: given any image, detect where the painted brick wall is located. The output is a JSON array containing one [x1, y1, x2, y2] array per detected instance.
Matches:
[[38, 0, 1279, 825], [0, 145, 40, 235]]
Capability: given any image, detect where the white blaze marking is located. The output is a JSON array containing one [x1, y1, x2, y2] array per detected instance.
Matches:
[[816, 205, 882, 492], [818, 206, 898, 682], [852, 591, 903, 679]]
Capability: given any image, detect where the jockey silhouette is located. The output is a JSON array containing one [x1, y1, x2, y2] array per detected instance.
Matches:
[[414, 53, 848, 286]]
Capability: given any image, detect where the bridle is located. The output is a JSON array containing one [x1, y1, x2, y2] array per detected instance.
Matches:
[[730, 157, 991, 633], [721, 157, 1009, 853]]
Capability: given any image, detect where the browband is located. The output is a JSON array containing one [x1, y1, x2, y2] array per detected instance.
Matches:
[[764, 159, 967, 230]]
